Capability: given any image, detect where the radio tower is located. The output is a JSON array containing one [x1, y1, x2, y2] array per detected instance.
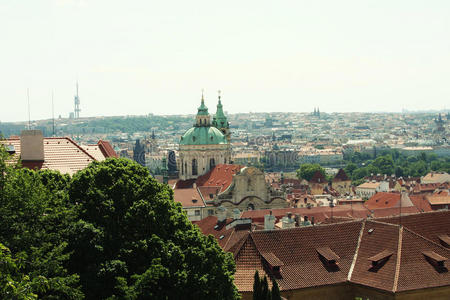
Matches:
[[74, 82, 81, 119]]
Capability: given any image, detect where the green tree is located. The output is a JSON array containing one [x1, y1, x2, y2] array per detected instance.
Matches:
[[372, 155, 394, 175], [271, 280, 281, 300], [67, 158, 239, 299], [0, 243, 39, 300], [296, 163, 326, 181], [0, 147, 83, 299], [344, 162, 357, 177], [261, 276, 270, 300], [253, 271, 261, 300]]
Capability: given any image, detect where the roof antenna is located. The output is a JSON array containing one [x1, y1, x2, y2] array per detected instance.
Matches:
[[27, 88, 31, 129], [52, 90, 55, 136]]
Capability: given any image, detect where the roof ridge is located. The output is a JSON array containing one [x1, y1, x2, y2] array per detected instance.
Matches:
[[393, 226, 403, 292], [347, 219, 366, 281], [365, 219, 401, 228], [402, 226, 450, 252]]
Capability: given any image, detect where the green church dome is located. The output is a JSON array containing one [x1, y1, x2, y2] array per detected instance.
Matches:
[[180, 126, 228, 145]]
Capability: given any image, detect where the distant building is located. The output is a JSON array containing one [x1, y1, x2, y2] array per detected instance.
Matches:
[[355, 181, 389, 199], [178, 94, 231, 180], [309, 170, 328, 195], [133, 139, 146, 167], [332, 168, 352, 195]]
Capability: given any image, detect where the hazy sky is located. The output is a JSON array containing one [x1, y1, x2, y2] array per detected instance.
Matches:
[[1, 0, 449, 122]]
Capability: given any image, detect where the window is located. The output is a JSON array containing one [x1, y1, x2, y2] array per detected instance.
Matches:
[[210, 158, 215, 169], [208, 209, 214, 216], [181, 160, 184, 175], [192, 159, 198, 176], [195, 210, 200, 216]]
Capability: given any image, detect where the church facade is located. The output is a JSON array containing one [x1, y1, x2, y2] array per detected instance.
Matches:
[[178, 93, 231, 180]]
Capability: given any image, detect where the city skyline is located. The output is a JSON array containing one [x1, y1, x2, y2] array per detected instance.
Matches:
[[1, 0, 450, 122]]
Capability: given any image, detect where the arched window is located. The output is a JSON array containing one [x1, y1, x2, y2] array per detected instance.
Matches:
[[184, 162, 187, 175], [181, 160, 184, 175], [247, 203, 255, 211], [210, 158, 215, 169], [192, 159, 198, 176]]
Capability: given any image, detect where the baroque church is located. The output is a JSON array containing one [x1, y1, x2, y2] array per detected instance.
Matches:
[[174, 93, 288, 221], [178, 92, 231, 180]]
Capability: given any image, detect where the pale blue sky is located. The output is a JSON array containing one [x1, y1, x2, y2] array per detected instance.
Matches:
[[1, 0, 449, 122]]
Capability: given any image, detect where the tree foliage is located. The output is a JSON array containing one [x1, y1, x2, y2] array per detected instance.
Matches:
[[252, 271, 281, 300], [0, 146, 83, 299], [67, 158, 239, 299], [1, 145, 240, 300], [296, 163, 326, 181], [344, 149, 450, 184]]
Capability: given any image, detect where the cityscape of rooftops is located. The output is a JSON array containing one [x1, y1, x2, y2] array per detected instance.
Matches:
[[1, 1, 449, 300]]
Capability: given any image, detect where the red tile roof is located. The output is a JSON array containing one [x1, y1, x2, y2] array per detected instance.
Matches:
[[195, 164, 244, 191], [309, 170, 327, 183], [333, 168, 350, 182], [173, 187, 205, 208], [194, 216, 251, 251], [377, 210, 450, 246], [409, 194, 433, 212], [365, 192, 401, 209], [233, 216, 450, 294], [2, 137, 97, 175], [97, 140, 118, 158]]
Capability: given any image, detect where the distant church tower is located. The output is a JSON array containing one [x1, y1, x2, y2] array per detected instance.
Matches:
[[178, 91, 231, 180], [133, 139, 146, 167], [74, 82, 81, 119], [212, 90, 231, 142], [435, 113, 445, 133]]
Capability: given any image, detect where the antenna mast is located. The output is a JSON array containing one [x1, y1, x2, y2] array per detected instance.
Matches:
[[52, 91, 55, 136], [74, 82, 81, 119], [27, 88, 31, 129]]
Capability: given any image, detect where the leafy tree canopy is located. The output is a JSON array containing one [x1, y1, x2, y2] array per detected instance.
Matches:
[[296, 163, 326, 181], [68, 158, 239, 299]]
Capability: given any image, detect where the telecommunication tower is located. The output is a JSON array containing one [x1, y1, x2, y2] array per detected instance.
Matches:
[[74, 82, 81, 119]]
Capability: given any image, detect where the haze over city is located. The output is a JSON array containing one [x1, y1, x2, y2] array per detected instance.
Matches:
[[1, 0, 450, 122]]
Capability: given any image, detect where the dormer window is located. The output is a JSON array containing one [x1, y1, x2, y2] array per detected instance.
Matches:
[[438, 235, 450, 248], [423, 251, 447, 269], [368, 249, 393, 270], [261, 252, 283, 278], [317, 247, 340, 269]]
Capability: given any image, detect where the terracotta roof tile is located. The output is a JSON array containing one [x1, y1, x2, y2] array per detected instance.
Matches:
[[233, 212, 450, 294], [173, 187, 204, 208], [309, 170, 326, 183], [195, 164, 244, 191], [365, 192, 401, 209], [2, 137, 98, 175]]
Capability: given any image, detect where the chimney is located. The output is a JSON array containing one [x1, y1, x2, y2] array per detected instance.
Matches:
[[20, 130, 44, 161], [232, 208, 241, 220], [264, 211, 275, 230], [217, 206, 227, 223]]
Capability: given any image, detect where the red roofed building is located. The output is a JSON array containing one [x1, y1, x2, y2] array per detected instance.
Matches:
[[232, 214, 450, 299], [1, 130, 117, 175], [309, 170, 328, 195], [364, 192, 415, 210], [331, 168, 352, 195], [174, 165, 288, 221]]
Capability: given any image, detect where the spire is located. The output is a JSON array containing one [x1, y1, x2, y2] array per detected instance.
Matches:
[[197, 89, 209, 115]]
